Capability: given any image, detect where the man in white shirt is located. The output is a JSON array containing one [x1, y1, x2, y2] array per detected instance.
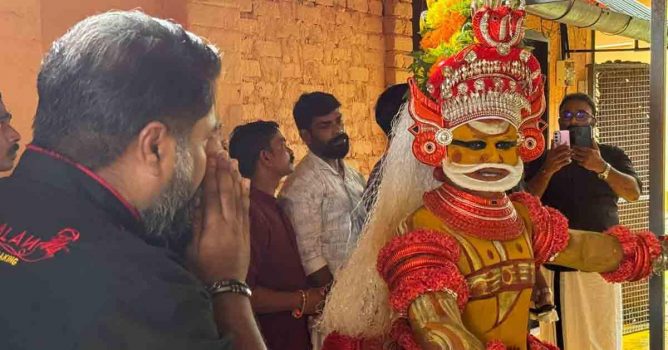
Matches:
[[279, 92, 366, 289]]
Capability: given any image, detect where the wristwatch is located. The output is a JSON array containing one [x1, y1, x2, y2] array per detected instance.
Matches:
[[597, 162, 611, 180]]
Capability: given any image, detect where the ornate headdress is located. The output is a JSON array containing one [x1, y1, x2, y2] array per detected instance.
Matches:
[[409, 0, 546, 167]]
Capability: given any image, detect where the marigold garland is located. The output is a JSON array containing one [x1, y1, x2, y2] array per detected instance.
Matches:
[[423, 0, 471, 31], [411, 0, 475, 90], [420, 13, 467, 50]]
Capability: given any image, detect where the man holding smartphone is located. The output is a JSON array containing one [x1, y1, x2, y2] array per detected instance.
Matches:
[[525, 93, 642, 350]]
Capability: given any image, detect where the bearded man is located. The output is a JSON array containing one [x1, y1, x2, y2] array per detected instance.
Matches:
[[0, 11, 265, 350], [279, 92, 367, 288], [319, 1, 663, 349], [279, 92, 368, 350]]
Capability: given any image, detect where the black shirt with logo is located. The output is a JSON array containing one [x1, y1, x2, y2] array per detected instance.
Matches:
[[0, 146, 230, 349]]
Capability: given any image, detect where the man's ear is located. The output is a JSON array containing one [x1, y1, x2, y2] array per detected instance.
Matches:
[[135, 121, 175, 176], [258, 148, 272, 167]]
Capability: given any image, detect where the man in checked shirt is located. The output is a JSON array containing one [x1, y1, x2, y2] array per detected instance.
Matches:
[[280, 92, 367, 289]]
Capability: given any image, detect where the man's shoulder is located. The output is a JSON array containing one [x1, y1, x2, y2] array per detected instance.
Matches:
[[599, 143, 632, 163], [0, 178, 194, 280], [0, 219, 212, 339], [280, 159, 322, 198], [599, 143, 625, 155], [343, 161, 366, 183], [248, 198, 273, 224], [404, 206, 443, 232]]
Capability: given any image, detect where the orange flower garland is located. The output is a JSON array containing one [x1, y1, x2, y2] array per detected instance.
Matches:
[[420, 12, 467, 50]]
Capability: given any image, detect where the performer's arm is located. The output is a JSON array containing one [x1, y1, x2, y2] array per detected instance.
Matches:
[[552, 226, 661, 282], [377, 230, 503, 350], [548, 229, 623, 272], [510, 192, 661, 282], [408, 292, 485, 350]]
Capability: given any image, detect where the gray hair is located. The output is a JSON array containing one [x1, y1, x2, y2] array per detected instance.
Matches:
[[33, 10, 221, 169]]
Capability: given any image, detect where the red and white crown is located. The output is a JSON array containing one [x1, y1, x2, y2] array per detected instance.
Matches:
[[408, 0, 546, 167]]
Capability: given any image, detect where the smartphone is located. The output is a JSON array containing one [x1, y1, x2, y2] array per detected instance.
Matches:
[[553, 130, 570, 147], [569, 125, 594, 148]]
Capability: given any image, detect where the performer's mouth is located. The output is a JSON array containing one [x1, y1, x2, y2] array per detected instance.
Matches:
[[466, 168, 509, 181]]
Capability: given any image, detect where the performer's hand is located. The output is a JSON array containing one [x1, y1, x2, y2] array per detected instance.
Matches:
[[531, 268, 553, 307], [409, 292, 486, 350], [187, 147, 251, 283], [540, 144, 571, 175], [531, 287, 553, 308], [572, 142, 606, 173]]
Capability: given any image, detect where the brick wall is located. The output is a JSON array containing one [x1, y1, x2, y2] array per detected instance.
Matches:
[[187, 0, 415, 175], [0, 0, 43, 177], [0, 0, 591, 178], [0, 0, 187, 176]]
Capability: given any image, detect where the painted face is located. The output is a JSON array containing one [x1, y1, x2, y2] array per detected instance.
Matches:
[[448, 120, 519, 166], [442, 120, 523, 192]]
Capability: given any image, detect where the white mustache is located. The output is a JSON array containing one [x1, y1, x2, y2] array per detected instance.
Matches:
[[441, 159, 524, 193], [442, 161, 519, 174]]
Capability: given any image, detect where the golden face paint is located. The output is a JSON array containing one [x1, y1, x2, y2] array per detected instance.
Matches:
[[446, 122, 519, 166]]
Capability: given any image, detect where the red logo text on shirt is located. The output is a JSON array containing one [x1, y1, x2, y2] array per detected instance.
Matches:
[[0, 223, 80, 265]]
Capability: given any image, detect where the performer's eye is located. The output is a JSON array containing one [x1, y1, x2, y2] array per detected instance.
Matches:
[[451, 140, 487, 150], [495, 141, 517, 150]]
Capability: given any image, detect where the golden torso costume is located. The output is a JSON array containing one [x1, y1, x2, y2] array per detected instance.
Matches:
[[407, 206, 535, 349], [401, 186, 558, 350]]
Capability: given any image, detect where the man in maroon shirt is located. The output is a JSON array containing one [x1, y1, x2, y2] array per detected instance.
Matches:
[[229, 121, 326, 350]]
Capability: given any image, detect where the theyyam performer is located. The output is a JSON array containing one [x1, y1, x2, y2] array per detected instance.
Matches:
[[319, 0, 666, 349]]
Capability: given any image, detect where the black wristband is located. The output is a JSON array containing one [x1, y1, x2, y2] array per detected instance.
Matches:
[[206, 279, 252, 298]]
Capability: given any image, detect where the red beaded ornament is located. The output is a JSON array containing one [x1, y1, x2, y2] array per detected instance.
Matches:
[[389, 319, 421, 350], [486, 340, 507, 350], [412, 130, 447, 167], [377, 229, 469, 314], [528, 335, 560, 350], [518, 127, 545, 162], [600, 225, 662, 282], [322, 333, 383, 350], [510, 192, 570, 264], [424, 183, 525, 241]]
